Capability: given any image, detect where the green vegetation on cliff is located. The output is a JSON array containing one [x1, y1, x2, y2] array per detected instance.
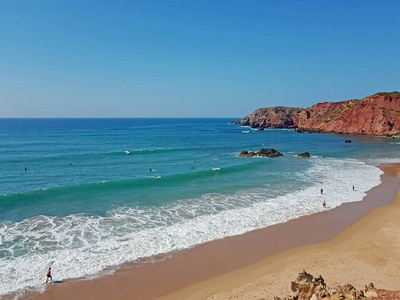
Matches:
[[375, 91, 400, 96]]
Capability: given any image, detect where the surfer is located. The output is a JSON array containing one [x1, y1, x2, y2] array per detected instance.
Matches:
[[25, 167, 27, 171], [46, 268, 52, 283], [353, 185, 355, 191]]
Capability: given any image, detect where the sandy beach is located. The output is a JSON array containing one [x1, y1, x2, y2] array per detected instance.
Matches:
[[16, 163, 400, 300]]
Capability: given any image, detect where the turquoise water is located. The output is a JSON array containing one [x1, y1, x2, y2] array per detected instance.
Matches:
[[0, 118, 399, 295]]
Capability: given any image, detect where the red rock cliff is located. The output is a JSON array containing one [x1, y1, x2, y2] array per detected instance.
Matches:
[[240, 93, 400, 136]]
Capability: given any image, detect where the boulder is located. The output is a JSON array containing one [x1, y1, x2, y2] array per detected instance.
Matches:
[[275, 270, 400, 300], [238, 151, 255, 157], [238, 149, 283, 158], [297, 152, 310, 158], [258, 148, 283, 157]]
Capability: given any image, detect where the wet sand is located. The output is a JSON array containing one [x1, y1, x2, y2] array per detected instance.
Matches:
[[17, 163, 400, 300]]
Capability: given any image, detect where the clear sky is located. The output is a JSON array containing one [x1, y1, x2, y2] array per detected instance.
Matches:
[[1, 0, 399, 118]]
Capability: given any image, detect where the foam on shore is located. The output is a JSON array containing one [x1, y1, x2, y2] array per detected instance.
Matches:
[[0, 158, 382, 297]]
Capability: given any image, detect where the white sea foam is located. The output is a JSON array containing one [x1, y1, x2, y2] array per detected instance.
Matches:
[[364, 157, 400, 164], [0, 158, 382, 296]]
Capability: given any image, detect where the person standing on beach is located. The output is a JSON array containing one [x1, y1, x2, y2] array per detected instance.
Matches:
[[46, 268, 52, 283]]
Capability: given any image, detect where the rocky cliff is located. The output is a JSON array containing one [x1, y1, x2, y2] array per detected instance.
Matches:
[[240, 92, 400, 136]]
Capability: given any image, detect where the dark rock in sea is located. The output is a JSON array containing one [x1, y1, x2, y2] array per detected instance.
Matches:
[[238, 151, 253, 157], [259, 148, 283, 157], [297, 152, 310, 158], [238, 148, 283, 158], [257, 127, 264, 130], [230, 120, 241, 124], [344, 139, 352, 143]]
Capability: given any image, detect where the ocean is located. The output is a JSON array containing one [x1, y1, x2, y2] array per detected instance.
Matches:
[[0, 118, 399, 296]]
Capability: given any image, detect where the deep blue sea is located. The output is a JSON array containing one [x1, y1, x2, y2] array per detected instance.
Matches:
[[1, 118, 399, 296]]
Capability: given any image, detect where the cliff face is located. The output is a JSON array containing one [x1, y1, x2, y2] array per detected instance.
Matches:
[[241, 107, 303, 128], [240, 93, 400, 136]]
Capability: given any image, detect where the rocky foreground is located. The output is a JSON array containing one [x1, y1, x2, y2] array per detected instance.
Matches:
[[240, 92, 400, 136], [275, 270, 400, 300]]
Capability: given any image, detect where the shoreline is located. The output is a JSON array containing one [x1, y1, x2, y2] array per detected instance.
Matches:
[[14, 163, 400, 300]]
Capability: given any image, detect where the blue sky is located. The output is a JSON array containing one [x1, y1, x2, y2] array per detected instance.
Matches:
[[1, 1, 399, 118]]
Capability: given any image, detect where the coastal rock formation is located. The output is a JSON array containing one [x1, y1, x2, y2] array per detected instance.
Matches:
[[274, 270, 400, 300], [240, 92, 400, 136], [297, 152, 310, 157], [241, 107, 303, 128], [238, 148, 283, 157]]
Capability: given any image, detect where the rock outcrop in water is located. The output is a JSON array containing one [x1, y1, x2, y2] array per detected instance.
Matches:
[[297, 152, 310, 158], [275, 270, 400, 300], [240, 92, 400, 136], [238, 148, 283, 157]]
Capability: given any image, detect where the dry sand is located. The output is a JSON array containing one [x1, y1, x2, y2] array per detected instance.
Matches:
[[16, 163, 400, 300]]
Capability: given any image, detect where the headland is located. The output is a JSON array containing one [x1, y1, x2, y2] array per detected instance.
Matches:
[[240, 92, 400, 136]]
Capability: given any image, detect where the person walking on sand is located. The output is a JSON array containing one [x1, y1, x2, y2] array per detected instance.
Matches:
[[46, 268, 52, 283]]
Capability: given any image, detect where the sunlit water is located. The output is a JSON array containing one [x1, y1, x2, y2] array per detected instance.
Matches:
[[0, 118, 399, 296]]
